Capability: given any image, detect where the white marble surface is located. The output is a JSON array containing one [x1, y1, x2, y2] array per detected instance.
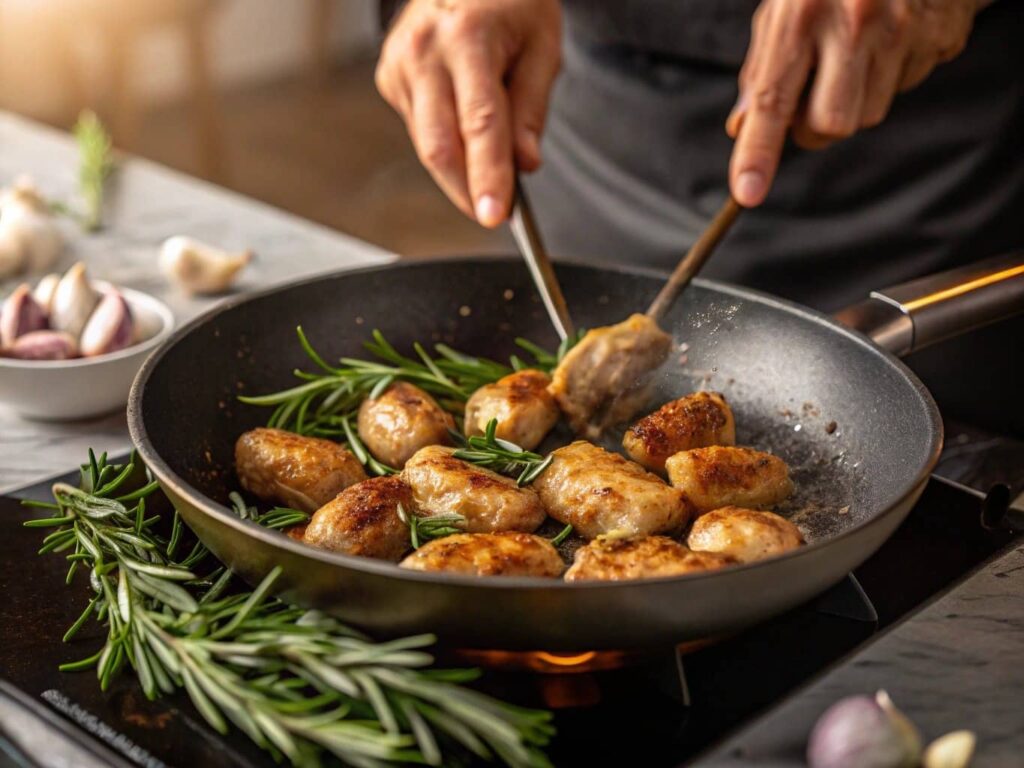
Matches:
[[0, 112, 395, 491], [698, 542, 1024, 767]]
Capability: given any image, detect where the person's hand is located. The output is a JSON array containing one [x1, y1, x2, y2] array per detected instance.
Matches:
[[376, 0, 562, 227], [726, 0, 984, 208]]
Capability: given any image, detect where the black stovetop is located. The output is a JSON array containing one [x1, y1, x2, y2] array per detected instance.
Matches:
[[1, 434, 1020, 768]]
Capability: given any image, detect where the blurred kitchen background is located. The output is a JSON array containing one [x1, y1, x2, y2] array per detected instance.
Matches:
[[0, 0, 507, 256]]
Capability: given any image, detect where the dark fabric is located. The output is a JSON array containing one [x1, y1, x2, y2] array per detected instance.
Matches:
[[527, 1, 1024, 312]]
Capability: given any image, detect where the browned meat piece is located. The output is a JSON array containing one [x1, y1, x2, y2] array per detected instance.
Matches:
[[402, 445, 547, 533], [564, 536, 737, 582], [665, 445, 793, 515], [548, 314, 673, 438], [464, 369, 559, 450], [285, 524, 307, 541], [357, 382, 455, 468], [400, 532, 564, 577], [623, 391, 736, 472], [303, 476, 413, 561], [235, 427, 367, 512], [532, 440, 691, 539], [687, 506, 804, 563]]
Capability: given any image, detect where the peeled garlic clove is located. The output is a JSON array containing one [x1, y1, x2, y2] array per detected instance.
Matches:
[[0, 176, 63, 273], [32, 273, 61, 314], [50, 262, 101, 339], [1, 283, 48, 348], [159, 235, 251, 295], [923, 730, 976, 768], [9, 330, 78, 360], [807, 690, 922, 768], [79, 289, 134, 357]]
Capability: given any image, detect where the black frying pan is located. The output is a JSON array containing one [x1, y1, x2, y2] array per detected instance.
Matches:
[[127, 254, 1024, 651]]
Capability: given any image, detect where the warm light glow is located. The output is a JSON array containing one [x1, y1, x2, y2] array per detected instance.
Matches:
[[902, 265, 1024, 311], [533, 651, 598, 668]]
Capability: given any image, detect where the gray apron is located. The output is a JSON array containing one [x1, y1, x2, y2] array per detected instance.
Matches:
[[526, 0, 1024, 312]]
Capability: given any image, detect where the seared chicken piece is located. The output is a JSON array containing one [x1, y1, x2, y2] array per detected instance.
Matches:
[[464, 369, 559, 450], [235, 428, 367, 513], [532, 441, 691, 539], [623, 391, 736, 472], [357, 382, 455, 468], [402, 445, 547, 533], [687, 506, 804, 563], [564, 536, 737, 581], [303, 476, 413, 561], [665, 445, 793, 515], [549, 314, 673, 438], [400, 532, 564, 577]]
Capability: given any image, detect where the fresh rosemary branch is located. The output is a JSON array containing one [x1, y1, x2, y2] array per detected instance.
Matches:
[[512, 328, 586, 373], [24, 451, 554, 768], [397, 503, 467, 549], [238, 327, 574, 440], [73, 111, 114, 232], [450, 420, 553, 486], [228, 491, 309, 530]]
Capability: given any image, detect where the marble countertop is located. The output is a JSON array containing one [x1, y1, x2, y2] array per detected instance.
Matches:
[[0, 112, 394, 491], [697, 540, 1024, 768]]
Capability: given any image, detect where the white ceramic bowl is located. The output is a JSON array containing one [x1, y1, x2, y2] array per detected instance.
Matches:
[[0, 285, 175, 421]]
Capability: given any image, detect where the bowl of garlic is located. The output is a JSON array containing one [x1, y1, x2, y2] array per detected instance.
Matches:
[[0, 262, 174, 420]]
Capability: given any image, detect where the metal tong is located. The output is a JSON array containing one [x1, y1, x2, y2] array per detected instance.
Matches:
[[511, 177, 743, 339]]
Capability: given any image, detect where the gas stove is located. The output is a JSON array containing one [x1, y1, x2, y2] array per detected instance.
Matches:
[[0, 424, 1020, 768]]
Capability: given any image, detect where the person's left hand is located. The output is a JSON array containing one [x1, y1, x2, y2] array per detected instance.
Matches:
[[726, 0, 985, 208]]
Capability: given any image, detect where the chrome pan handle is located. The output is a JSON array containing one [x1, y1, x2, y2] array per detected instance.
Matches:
[[834, 252, 1024, 356]]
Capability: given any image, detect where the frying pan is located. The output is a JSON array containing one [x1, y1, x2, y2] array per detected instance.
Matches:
[[127, 253, 1024, 651]]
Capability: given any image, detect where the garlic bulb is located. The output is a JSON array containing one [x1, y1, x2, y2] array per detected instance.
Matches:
[[807, 690, 922, 768], [50, 261, 101, 339], [0, 176, 63, 275], [159, 236, 251, 295], [80, 288, 134, 357], [33, 273, 61, 314], [1, 283, 48, 348], [8, 330, 78, 360]]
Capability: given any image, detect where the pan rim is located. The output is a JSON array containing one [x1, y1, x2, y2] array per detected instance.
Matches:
[[128, 255, 944, 591]]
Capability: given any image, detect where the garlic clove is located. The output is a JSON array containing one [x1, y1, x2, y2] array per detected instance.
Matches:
[[159, 235, 251, 295], [0, 224, 27, 279], [0, 176, 63, 273], [923, 730, 976, 768], [50, 262, 101, 340], [807, 690, 922, 768], [8, 330, 78, 360], [1, 283, 49, 348], [79, 288, 134, 357], [32, 273, 61, 314]]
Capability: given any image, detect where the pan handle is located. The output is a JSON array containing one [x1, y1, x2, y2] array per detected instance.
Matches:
[[833, 251, 1024, 356]]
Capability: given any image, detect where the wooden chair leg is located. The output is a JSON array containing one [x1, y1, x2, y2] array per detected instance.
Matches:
[[309, 0, 335, 84], [107, 27, 140, 151], [184, 8, 226, 182]]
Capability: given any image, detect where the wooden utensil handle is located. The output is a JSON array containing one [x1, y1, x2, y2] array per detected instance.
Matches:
[[646, 196, 743, 322]]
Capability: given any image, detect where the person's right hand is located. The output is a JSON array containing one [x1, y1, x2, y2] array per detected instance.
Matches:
[[376, 0, 562, 228]]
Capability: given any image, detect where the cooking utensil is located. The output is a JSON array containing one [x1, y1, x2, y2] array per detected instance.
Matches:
[[510, 178, 575, 340], [647, 196, 743, 321], [128, 252, 1024, 651]]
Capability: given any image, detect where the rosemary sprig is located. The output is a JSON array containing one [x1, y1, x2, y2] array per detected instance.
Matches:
[[397, 503, 467, 549], [340, 414, 398, 477], [450, 420, 553, 486], [239, 327, 575, 440], [24, 451, 554, 768], [550, 524, 573, 547], [74, 111, 114, 232], [512, 328, 586, 373], [228, 491, 309, 530]]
